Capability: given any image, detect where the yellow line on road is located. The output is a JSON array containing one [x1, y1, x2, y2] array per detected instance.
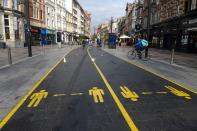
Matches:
[[156, 92, 168, 94], [142, 92, 153, 95], [117, 54, 197, 94], [70, 93, 84, 96], [0, 53, 69, 129], [53, 94, 66, 97], [87, 47, 138, 131]]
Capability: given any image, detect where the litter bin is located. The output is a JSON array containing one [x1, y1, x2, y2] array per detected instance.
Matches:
[[0, 42, 6, 49]]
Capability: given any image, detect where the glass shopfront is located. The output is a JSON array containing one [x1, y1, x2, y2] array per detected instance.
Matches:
[[30, 26, 41, 46]]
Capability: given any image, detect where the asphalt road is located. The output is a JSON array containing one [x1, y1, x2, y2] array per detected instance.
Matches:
[[1, 47, 197, 131]]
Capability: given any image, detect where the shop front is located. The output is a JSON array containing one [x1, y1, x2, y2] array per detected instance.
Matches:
[[182, 16, 197, 53], [47, 30, 55, 45], [151, 17, 181, 51], [30, 26, 41, 46]]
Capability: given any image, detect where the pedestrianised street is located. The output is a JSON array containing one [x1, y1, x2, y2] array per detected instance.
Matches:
[[0, 0, 197, 131]]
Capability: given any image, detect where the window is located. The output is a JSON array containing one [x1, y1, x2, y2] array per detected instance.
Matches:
[[4, 15, 10, 39], [40, 10, 43, 20], [47, 7, 49, 14], [33, 6, 39, 19], [3, 0, 8, 7], [47, 18, 49, 25], [52, 9, 54, 16], [52, 20, 54, 27], [14, 17, 19, 39], [13, 0, 18, 10], [191, 0, 197, 10]]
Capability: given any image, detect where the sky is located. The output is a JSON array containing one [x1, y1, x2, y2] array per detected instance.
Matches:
[[78, 0, 134, 32]]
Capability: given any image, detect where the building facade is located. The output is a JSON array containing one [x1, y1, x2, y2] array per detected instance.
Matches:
[[149, 0, 197, 53], [45, 0, 56, 44], [0, 0, 91, 47], [135, 0, 144, 34], [73, 0, 90, 42], [124, 3, 133, 35], [117, 16, 126, 35], [0, 0, 25, 47], [84, 11, 91, 38], [65, 0, 73, 43], [29, 0, 46, 46]]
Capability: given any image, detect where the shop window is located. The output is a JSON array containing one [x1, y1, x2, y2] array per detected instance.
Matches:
[[181, 35, 188, 45], [15, 30, 19, 40], [4, 15, 10, 39], [14, 17, 19, 39]]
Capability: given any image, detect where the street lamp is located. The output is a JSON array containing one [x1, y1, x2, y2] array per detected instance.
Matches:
[[110, 17, 113, 33], [18, 0, 32, 57], [145, 0, 151, 58]]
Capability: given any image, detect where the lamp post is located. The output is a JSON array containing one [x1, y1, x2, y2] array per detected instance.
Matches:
[[110, 17, 113, 33], [25, 0, 32, 57], [145, 0, 151, 58], [18, 0, 32, 56]]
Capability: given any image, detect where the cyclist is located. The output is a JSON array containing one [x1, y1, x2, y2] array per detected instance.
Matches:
[[134, 38, 149, 58], [135, 38, 148, 51]]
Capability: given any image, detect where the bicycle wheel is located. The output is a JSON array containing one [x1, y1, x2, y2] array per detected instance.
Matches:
[[127, 49, 137, 59]]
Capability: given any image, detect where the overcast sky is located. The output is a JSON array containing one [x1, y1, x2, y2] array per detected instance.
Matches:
[[78, 0, 134, 32]]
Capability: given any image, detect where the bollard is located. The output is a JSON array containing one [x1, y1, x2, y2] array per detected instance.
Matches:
[[170, 40, 176, 64], [170, 48, 174, 64], [8, 47, 12, 65]]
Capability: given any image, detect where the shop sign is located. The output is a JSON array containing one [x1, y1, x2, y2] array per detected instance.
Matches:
[[31, 29, 39, 33]]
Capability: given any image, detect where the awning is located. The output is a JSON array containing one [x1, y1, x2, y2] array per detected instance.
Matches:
[[120, 34, 131, 39]]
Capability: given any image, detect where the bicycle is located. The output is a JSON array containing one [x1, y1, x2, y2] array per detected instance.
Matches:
[[127, 47, 145, 59]]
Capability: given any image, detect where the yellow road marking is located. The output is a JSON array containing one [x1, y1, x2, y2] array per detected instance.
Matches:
[[120, 86, 139, 102], [112, 53, 197, 94], [89, 87, 105, 103], [142, 92, 153, 95], [70, 93, 84, 96], [165, 85, 192, 99], [0, 52, 69, 129], [87, 47, 138, 131], [156, 92, 168, 94], [27, 90, 48, 108], [53, 94, 66, 97]]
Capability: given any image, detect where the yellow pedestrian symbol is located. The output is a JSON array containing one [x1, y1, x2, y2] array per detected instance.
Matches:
[[165, 86, 192, 100], [89, 87, 104, 103], [27, 90, 48, 108], [120, 86, 139, 102]]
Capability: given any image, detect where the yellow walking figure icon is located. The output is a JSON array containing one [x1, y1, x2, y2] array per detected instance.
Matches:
[[89, 87, 105, 103], [120, 86, 139, 102], [27, 90, 48, 108], [165, 85, 192, 100]]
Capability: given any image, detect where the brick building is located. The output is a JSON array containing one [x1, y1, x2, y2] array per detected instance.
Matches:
[[141, 0, 197, 53], [29, 0, 46, 46]]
